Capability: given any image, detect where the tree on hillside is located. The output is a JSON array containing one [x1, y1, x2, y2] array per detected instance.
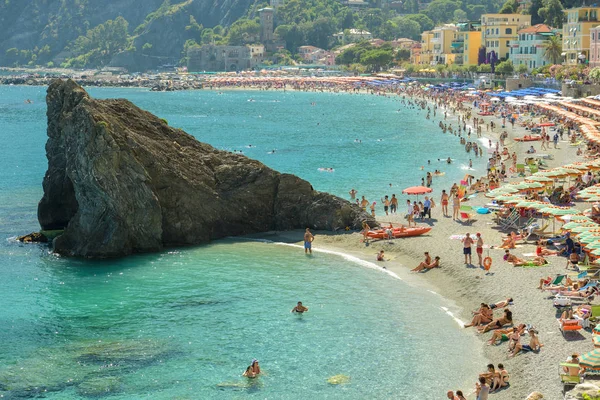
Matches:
[[453, 9, 468, 22], [275, 24, 307, 53], [543, 35, 562, 64], [499, 0, 519, 14], [528, 0, 544, 25], [538, 0, 564, 28], [403, 0, 419, 14], [424, 0, 462, 24], [360, 48, 393, 72], [227, 18, 261, 45], [590, 67, 600, 83], [404, 14, 434, 32], [305, 17, 336, 49], [393, 17, 421, 40]]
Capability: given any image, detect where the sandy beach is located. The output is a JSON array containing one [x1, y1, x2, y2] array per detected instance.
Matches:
[[252, 95, 589, 399]]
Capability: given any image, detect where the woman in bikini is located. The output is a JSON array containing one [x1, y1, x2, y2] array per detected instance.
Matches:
[[478, 309, 513, 333], [487, 324, 526, 346], [464, 303, 494, 328]]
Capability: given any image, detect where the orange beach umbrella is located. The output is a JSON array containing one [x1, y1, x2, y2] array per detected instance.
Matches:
[[402, 186, 433, 195]]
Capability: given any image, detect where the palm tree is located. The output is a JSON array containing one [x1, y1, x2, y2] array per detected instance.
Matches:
[[543, 35, 562, 65]]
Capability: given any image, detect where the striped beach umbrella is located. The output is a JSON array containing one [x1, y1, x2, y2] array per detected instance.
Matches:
[[562, 215, 594, 222], [590, 248, 600, 257], [563, 222, 588, 230], [526, 175, 554, 183], [580, 349, 600, 368], [540, 207, 581, 216], [594, 325, 600, 335], [594, 335, 600, 348], [584, 242, 600, 249], [572, 225, 600, 233]]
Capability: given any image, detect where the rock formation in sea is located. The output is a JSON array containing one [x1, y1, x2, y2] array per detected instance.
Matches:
[[38, 79, 374, 258]]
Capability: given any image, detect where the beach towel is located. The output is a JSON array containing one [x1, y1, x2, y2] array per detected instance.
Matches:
[[449, 234, 476, 240]]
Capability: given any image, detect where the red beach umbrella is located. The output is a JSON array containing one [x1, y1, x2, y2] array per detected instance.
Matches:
[[402, 186, 433, 201]]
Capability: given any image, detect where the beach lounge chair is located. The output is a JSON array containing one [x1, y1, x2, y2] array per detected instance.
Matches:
[[525, 221, 551, 239], [499, 212, 520, 231], [559, 363, 582, 394], [516, 163, 525, 176], [558, 318, 583, 336], [588, 304, 600, 323]]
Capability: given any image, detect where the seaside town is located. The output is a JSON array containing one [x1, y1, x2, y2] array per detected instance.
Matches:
[[6, 0, 600, 399]]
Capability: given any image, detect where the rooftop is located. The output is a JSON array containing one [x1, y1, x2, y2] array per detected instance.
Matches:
[[518, 24, 554, 34]]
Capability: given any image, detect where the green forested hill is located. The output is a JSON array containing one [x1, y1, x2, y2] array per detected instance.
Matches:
[[0, 0, 590, 71]]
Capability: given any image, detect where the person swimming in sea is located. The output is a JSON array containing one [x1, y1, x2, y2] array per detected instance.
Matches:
[[291, 301, 308, 313], [447, 157, 452, 164], [243, 366, 256, 378]]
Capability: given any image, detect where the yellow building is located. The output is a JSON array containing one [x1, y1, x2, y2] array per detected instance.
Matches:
[[562, 7, 600, 65], [411, 30, 434, 65], [451, 22, 482, 66], [481, 13, 531, 61], [431, 24, 458, 65]]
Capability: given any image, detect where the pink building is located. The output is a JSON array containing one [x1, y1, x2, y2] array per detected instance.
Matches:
[[297, 46, 336, 65], [591, 26, 600, 68]]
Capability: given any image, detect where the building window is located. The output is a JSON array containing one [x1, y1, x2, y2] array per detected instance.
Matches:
[[506, 40, 510, 46], [506, 28, 512, 34], [496, 28, 499, 34], [496, 40, 499, 47]]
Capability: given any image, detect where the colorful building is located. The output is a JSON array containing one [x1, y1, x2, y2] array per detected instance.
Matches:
[[509, 24, 558, 70], [431, 24, 458, 65], [481, 13, 531, 61], [451, 22, 482, 66], [411, 30, 434, 65], [590, 26, 600, 68], [562, 7, 600, 65]]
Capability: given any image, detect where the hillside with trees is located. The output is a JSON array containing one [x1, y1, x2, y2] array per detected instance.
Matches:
[[0, 0, 591, 71]]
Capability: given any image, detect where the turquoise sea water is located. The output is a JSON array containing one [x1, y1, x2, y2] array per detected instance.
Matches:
[[0, 86, 486, 399]]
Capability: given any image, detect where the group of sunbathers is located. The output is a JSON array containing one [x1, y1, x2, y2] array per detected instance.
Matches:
[[504, 250, 548, 266], [464, 299, 514, 333], [478, 363, 510, 393], [411, 251, 441, 272]]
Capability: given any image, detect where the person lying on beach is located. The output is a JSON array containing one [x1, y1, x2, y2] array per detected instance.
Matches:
[[489, 298, 513, 309], [541, 278, 589, 292], [538, 275, 572, 290], [490, 364, 509, 393], [510, 329, 543, 357], [478, 308, 513, 333], [536, 241, 558, 256], [554, 286, 598, 298], [559, 305, 591, 321], [464, 304, 493, 328], [503, 250, 523, 265], [411, 256, 440, 272], [487, 324, 526, 346], [512, 256, 547, 267]]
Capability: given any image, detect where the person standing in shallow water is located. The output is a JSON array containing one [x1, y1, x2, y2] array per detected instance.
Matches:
[[304, 228, 314, 254]]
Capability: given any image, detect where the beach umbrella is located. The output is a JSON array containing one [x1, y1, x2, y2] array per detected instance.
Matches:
[[594, 325, 600, 335], [561, 215, 593, 222], [525, 176, 554, 183], [539, 207, 581, 216], [402, 185, 432, 201], [594, 336, 600, 348], [590, 248, 600, 257], [571, 225, 600, 233], [562, 221, 588, 230], [495, 195, 523, 202], [580, 349, 600, 368], [565, 163, 590, 171], [578, 234, 600, 244]]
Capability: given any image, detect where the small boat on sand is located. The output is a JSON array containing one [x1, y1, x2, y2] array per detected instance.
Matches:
[[367, 226, 432, 239]]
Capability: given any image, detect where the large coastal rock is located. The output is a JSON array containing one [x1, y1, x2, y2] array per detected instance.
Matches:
[[38, 80, 373, 258]]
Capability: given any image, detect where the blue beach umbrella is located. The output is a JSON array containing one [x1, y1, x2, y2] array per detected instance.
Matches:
[[580, 349, 600, 368]]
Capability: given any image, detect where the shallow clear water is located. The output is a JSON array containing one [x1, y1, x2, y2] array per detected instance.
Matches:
[[0, 86, 485, 399]]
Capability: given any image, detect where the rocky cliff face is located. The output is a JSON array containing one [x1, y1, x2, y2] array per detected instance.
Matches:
[[39, 80, 373, 258]]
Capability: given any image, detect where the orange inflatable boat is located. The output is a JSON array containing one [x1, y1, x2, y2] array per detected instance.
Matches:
[[367, 226, 432, 239]]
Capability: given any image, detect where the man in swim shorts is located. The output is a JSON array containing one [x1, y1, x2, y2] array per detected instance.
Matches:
[[383, 195, 390, 216], [360, 196, 369, 210], [476, 233, 484, 267], [349, 188, 357, 200], [390, 194, 398, 214], [462, 233, 473, 265], [304, 228, 314, 254]]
